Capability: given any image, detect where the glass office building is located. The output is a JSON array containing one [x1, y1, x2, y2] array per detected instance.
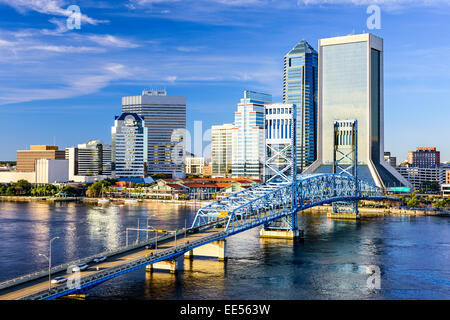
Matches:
[[283, 40, 318, 172], [305, 33, 411, 189], [111, 113, 148, 178]]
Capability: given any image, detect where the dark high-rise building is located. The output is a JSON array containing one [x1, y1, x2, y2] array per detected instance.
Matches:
[[283, 40, 318, 172]]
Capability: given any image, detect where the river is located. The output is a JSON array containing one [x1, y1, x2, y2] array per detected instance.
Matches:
[[0, 201, 448, 299]]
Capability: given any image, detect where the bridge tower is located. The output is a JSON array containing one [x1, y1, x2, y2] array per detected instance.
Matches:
[[331, 120, 360, 218], [261, 103, 300, 239]]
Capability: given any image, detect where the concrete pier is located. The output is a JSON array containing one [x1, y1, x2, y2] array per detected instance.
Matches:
[[184, 240, 227, 261], [259, 228, 300, 239], [146, 259, 178, 274], [327, 212, 360, 220]]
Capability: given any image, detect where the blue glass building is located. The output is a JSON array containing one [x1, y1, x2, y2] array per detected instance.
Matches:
[[283, 40, 318, 172]]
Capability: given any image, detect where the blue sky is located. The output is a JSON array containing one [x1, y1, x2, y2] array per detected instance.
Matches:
[[0, 0, 449, 162]]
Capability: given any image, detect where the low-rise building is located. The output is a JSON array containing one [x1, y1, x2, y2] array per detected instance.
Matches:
[[185, 157, 205, 175], [395, 166, 446, 190], [132, 177, 260, 200], [35, 159, 69, 184], [17, 145, 65, 172], [203, 165, 212, 177], [0, 159, 69, 184], [441, 184, 450, 197]]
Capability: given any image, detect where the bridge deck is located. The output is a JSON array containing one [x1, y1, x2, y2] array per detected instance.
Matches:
[[0, 226, 223, 300]]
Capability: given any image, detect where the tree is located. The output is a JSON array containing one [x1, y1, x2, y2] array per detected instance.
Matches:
[[407, 196, 419, 208], [62, 186, 77, 197], [86, 180, 115, 198]]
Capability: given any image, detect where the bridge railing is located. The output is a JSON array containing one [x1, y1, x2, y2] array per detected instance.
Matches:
[[0, 231, 183, 291], [21, 229, 229, 300]]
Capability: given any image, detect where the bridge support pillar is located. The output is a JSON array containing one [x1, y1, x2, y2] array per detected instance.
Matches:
[[184, 240, 227, 261], [146, 259, 178, 274], [259, 228, 300, 239]]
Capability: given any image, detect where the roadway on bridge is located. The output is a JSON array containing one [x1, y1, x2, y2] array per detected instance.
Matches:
[[0, 227, 223, 300]]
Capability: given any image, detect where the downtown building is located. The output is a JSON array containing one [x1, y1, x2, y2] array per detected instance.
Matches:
[[185, 157, 205, 175], [408, 147, 440, 168], [231, 91, 272, 180], [304, 33, 411, 190], [111, 113, 148, 178], [211, 123, 234, 178], [283, 40, 318, 172], [65, 140, 112, 183], [0, 145, 68, 184], [121, 90, 186, 177], [396, 147, 445, 190]]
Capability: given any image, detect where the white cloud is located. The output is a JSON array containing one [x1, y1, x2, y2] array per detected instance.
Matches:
[[28, 45, 104, 53], [86, 35, 140, 48], [0, 63, 131, 105]]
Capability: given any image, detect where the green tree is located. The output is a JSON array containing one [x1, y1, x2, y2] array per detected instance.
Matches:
[[407, 196, 419, 208]]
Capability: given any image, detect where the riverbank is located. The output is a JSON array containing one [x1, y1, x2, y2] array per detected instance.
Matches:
[[0, 196, 447, 216], [0, 195, 81, 202], [81, 197, 213, 206], [303, 205, 448, 217]]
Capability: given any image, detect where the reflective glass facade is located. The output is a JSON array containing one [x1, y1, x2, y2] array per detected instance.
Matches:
[[283, 40, 318, 172], [321, 41, 368, 164], [310, 34, 409, 188]]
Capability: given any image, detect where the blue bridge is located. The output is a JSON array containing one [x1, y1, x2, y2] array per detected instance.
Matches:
[[0, 172, 392, 300]]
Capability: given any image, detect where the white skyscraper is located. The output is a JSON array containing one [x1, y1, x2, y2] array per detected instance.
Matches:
[[211, 123, 234, 178], [122, 90, 186, 176], [232, 91, 272, 180]]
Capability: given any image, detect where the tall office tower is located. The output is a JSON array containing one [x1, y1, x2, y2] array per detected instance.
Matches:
[[408, 147, 440, 168], [283, 40, 318, 172], [111, 113, 148, 178], [66, 140, 112, 180], [305, 33, 411, 189], [211, 123, 234, 178], [122, 90, 186, 176], [16, 146, 65, 172], [232, 91, 272, 180]]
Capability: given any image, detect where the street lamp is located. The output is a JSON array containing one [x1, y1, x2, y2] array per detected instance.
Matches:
[[39, 236, 59, 291]]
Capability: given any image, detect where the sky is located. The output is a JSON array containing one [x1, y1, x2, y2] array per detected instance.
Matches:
[[0, 0, 449, 162]]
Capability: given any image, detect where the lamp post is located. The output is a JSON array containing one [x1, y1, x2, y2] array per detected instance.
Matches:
[[39, 236, 59, 291]]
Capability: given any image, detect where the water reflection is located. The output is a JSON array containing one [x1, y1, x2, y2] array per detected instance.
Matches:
[[0, 202, 449, 299]]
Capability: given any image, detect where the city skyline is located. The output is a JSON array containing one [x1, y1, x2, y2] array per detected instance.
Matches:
[[0, 1, 449, 162]]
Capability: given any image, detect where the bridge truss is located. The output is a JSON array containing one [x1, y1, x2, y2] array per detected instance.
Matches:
[[191, 173, 385, 234]]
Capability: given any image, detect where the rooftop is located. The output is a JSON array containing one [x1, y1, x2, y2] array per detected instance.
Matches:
[[286, 39, 317, 56]]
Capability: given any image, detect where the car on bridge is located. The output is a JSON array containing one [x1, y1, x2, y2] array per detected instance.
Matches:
[[51, 276, 67, 284], [93, 256, 107, 263], [67, 263, 89, 273]]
